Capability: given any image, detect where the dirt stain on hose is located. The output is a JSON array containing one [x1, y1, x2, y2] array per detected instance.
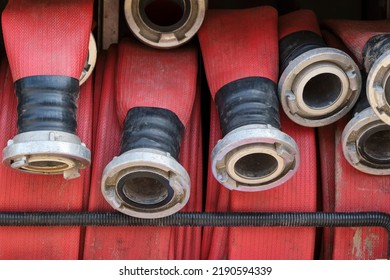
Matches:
[[352, 228, 379, 259]]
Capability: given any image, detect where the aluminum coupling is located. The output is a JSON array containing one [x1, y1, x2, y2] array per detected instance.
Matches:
[[80, 33, 97, 85], [3, 131, 90, 180], [101, 148, 190, 219], [212, 124, 299, 192], [124, 0, 207, 48], [342, 107, 390, 175], [366, 47, 390, 125], [279, 48, 361, 127]]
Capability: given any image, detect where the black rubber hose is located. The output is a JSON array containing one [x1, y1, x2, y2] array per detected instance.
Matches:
[[0, 211, 388, 258]]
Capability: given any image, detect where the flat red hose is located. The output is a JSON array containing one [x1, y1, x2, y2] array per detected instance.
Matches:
[[322, 19, 390, 65], [279, 9, 322, 39], [332, 120, 390, 260], [0, 60, 92, 260], [116, 39, 197, 126], [198, 6, 279, 97], [82, 44, 202, 260], [2, 0, 93, 80]]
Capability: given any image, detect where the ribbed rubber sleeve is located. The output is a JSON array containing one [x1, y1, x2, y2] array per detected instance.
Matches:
[[120, 107, 184, 159], [279, 10, 322, 39], [0, 59, 92, 260], [202, 101, 317, 260], [198, 6, 279, 98], [1, 0, 93, 80], [332, 119, 390, 259], [15, 76, 79, 134], [82, 45, 202, 260], [115, 39, 197, 126], [322, 19, 390, 66]]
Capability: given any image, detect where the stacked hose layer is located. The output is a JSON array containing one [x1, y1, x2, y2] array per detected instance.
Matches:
[[83, 42, 202, 259], [200, 7, 317, 259], [198, 6, 299, 192], [319, 31, 390, 259], [0, 58, 93, 259], [124, 0, 208, 48], [278, 10, 361, 127], [323, 19, 390, 125], [1, 0, 93, 179]]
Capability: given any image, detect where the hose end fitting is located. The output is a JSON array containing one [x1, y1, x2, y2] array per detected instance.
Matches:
[[366, 48, 390, 125], [80, 33, 97, 86], [3, 131, 91, 179], [211, 124, 299, 192], [279, 47, 361, 127], [102, 148, 190, 219], [342, 107, 390, 175], [124, 0, 207, 48]]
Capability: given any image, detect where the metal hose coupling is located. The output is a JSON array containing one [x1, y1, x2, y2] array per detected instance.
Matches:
[[2, 76, 91, 180], [102, 107, 190, 219], [365, 35, 390, 125], [80, 33, 97, 85], [124, 0, 207, 48], [343, 80, 390, 175], [212, 77, 299, 192], [278, 31, 361, 127]]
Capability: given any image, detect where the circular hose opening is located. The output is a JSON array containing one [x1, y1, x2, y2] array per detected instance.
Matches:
[[117, 171, 173, 208], [303, 73, 342, 109], [359, 126, 390, 165], [234, 153, 278, 180], [141, 0, 188, 31]]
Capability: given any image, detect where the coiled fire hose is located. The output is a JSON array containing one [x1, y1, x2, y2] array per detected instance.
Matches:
[[100, 39, 198, 219], [199, 7, 317, 259], [278, 10, 361, 127], [1, 0, 94, 180], [198, 6, 299, 192], [323, 19, 390, 126], [83, 45, 202, 259], [124, 0, 207, 48], [0, 58, 93, 259]]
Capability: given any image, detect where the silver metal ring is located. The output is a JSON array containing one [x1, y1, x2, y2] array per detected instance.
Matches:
[[342, 107, 390, 175], [2, 131, 91, 180], [279, 47, 361, 127], [124, 0, 207, 49], [211, 124, 299, 192], [102, 148, 190, 219], [367, 49, 390, 125], [79, 33, 97, 85]]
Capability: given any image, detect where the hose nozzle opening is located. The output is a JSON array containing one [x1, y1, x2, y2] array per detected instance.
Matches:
[[212, 125, 299, 192], [343, 107, 390, 175], [279, 48, 361, 127], [102, 149, 190, 219], [124, 0, 207, 48]]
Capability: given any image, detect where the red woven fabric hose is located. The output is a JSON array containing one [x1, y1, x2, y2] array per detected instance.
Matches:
[[332, 120, 390, 259], [83, 43, 202, 259], [199, 7, 317, 259], [116, 39, 197, 126], [0, 60, 92, 260], [198, 7, 278, 97], [2, 0, 93, 80], [322, 20, 390, 66], [279, 9, 322, 40]]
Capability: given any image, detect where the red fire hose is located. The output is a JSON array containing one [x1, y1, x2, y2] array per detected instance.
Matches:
[[200, 7, 317, 259], [198, 6, 299, 192], [0, 59, 93, 259], [1, 0, 93, 179], [83, 42, 202, 259], [323, 19, 390, 126]]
